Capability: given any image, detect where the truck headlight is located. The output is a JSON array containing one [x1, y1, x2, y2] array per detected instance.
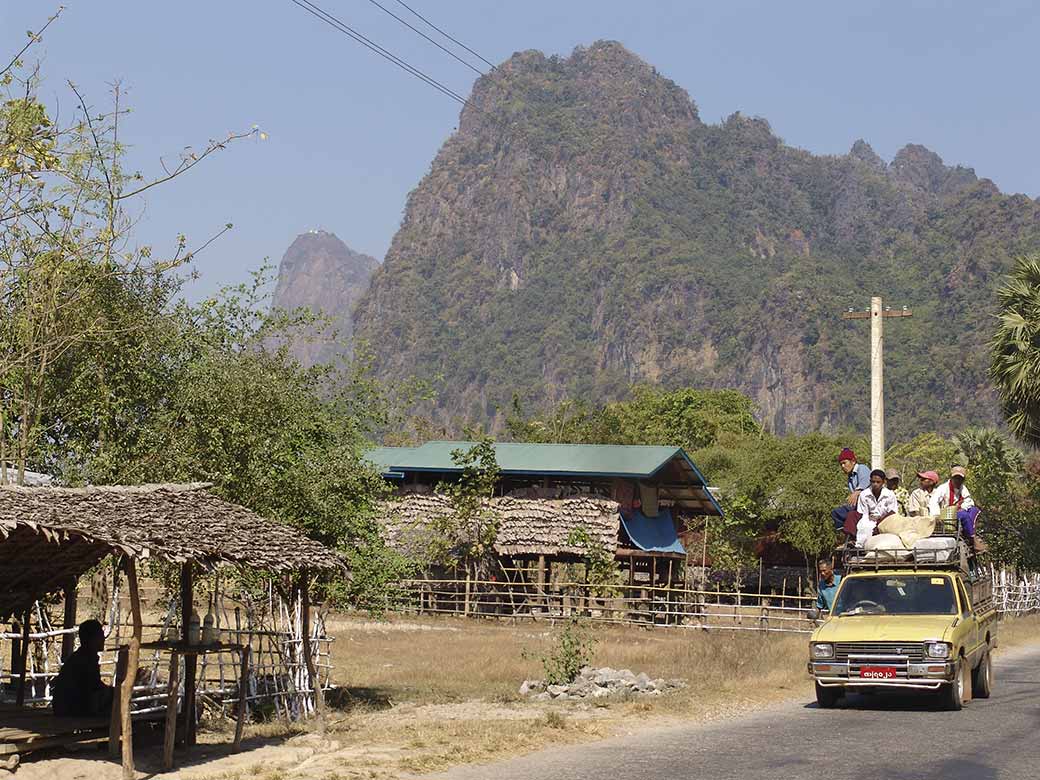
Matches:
[[812, 643, 834, 660], [925, 642, 951, 659]]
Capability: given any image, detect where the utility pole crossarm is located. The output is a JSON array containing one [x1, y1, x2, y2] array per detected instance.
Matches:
[[841, 310, 913, 320]]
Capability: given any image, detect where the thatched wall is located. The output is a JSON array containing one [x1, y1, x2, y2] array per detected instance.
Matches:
[[376, 493, 620, 559]]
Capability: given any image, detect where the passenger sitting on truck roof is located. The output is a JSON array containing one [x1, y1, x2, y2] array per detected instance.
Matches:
[[815, 560, 842, 612], [908, 470, 939, 516], [929, 466, 983, 546], [854, 469, 899, 546], [886, 468, 909, 515], [831, 448, 871, 532]]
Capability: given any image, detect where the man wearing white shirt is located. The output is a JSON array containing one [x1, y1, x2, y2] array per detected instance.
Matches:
[[929, 466, 981, 542], [855, 469, 899, 546], [928, 466, 975, 515]]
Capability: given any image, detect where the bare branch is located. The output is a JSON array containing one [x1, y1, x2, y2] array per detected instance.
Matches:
[[0, 7, 64, 81], [116, 129, 258, 201]]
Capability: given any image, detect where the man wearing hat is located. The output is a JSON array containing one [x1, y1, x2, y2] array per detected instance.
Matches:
[[831, 448, 872, 531], [908, 470, 940, 516], [929, 466, 982, 542], [886, 468, 909, 515]]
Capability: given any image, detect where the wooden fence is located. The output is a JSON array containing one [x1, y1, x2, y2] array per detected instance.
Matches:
[[385, 567, 1040, 633]]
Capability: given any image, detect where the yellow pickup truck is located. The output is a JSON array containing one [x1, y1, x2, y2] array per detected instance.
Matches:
[[808, 560, 997, 711]]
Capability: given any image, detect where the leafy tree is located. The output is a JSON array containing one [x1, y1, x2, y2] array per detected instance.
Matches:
[[990, 254, 1040, 447], [425, 438, 502, 578], [506, 386, 760, 450], [884, 433, 960, 483], [1, 14, 253, 484], [598, 386, 761, 451], [2, 20, 403, 609]]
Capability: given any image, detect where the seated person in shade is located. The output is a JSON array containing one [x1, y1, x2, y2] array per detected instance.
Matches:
[[52, 620, 113, 717]]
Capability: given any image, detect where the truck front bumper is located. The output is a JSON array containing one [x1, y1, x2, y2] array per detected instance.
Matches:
[[808, 660, 955, 689]]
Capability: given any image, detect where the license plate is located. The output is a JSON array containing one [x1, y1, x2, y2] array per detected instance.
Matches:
[[859, 666, 897, 679]]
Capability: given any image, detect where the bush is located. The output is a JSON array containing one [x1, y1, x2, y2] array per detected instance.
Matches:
[[539, 619, 597, 685]]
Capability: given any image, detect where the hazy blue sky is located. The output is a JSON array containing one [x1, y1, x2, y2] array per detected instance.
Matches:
[[3, 1, 1038, 298]]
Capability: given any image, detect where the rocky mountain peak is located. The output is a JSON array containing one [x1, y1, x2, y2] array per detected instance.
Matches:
[[848, 139, 885, 170], [270, 230, 378, 367], [890, 143, 977, 196], [345, 42, 1040, 438]]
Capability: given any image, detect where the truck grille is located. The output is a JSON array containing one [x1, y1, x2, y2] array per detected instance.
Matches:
[[834, 642, 925, 663]]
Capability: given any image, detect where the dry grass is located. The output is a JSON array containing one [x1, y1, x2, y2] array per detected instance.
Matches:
[[995, 613, 1040, 650], [309, 614, 814, 776], [327, 615, 810, 711]]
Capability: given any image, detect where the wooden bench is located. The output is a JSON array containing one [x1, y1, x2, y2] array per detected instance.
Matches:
[[0, 704, 160, 764]]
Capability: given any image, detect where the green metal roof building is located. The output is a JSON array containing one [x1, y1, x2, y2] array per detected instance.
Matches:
[[365, 441, 722, 517]]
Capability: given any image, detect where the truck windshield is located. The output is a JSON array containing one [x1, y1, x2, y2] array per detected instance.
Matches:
[[832, 576, 956, 616]]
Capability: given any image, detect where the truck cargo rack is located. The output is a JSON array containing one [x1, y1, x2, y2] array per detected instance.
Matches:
[[841, 532, 982, 577]]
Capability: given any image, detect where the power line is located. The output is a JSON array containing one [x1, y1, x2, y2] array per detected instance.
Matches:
[[288, 0, 469, 106], [363, 0, 486, 77], [393, 0, 497, 71]]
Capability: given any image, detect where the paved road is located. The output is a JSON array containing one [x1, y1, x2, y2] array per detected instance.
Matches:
[[430, 646, 1040, 780]]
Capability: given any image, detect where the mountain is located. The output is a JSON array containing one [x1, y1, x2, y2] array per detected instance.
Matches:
[[270, 230, 379, 366], [350, 41, 1040, 436]]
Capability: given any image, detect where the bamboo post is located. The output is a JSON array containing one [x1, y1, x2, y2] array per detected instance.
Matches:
[[9, 621, 21, 688], [180, 563, 198, 747], [701, 517, 709, 590], [15, 611, 30, 707], [120, 558, 143, 779], [108, 647, 128, 759], [537, 555, 547, 612], [61, 576, 79, 661], [300, 573, 326, 734], [162, 653, 179, 770], [233, 645, 250, 751]]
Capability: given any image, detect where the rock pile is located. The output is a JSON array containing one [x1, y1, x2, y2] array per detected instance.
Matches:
[[520, 667, 685, 701]]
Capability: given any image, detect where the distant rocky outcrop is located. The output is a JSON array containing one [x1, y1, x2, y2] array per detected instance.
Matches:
[[337, 40, 1040, 435], [270, 230, 378, 366]]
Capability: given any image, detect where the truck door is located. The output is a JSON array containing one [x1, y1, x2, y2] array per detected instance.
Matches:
[[956, 578, 979, 659]]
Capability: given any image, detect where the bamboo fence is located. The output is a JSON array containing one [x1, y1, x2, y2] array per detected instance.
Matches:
[[0, 585, 333, 722], [383, 566, 1040, 633]]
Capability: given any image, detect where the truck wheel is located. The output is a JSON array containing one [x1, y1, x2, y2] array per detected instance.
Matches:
[[940, 663, 964, 711], [971, 652, 992, 699], [815, 682, 841, 709]]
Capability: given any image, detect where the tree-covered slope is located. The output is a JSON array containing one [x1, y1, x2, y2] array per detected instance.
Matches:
[[351, 41, 1040, 435]]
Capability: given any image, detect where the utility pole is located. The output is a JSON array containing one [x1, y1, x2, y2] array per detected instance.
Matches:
[[842, 297, 912, 470]]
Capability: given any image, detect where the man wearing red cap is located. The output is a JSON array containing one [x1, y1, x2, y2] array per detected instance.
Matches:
[[908, 470, 940, 516], [831, 448, 872, 531]]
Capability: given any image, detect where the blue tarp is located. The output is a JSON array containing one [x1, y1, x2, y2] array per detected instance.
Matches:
[[619, 508, 686, 554]]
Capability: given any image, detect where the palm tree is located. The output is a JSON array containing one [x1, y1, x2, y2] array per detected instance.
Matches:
[[989, 254, 1040, 447]]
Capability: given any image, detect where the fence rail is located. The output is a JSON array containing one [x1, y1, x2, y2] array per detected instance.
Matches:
[[386, 568, 1040, 633]]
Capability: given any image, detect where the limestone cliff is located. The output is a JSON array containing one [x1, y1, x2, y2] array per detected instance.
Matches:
[[346, 41, 1040, 435], [270, 230, 378, 366]]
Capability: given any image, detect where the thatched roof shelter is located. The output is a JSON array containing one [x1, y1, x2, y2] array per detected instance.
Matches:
[[377, 493, 620, 560], [0, 483, 343, 620], [0, 482, 340, 776]]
